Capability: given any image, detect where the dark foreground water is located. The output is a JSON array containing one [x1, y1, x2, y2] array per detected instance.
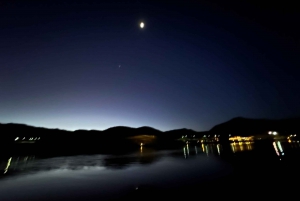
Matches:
[[0, 141, 300, 200]]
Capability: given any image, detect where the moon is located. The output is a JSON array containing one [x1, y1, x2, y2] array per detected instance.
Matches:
[[140, 22, 145, 29]]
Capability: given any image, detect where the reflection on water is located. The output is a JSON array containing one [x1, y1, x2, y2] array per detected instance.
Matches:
[[1, 141, 300, 179], [1, 155, 36, 175], [183, 142, 253, 158], [1, 141, 300, 201], [3, 157, 11, 174], [0, 148, 174, 178], [231, 142, 253, 153], [273, 141, 284, 156]]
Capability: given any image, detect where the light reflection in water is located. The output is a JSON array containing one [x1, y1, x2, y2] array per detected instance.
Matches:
[[182, 142, 255, 157], [3, 157, 12, 174], [217, 144, 221, 155], [230, 142, 253, 153], [2, 141, 300, 178], [1, 155, 36, 175], [182, 143, 225, 157], [273, 141, 284, 157], [187, 144, 190, 156]]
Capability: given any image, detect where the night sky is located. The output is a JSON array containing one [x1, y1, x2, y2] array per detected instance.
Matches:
[[1, 0, 299, 131]]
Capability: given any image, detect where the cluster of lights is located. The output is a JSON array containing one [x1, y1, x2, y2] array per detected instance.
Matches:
[[229, 136, 254, 142], [15, 137, 40, 141], [268, 131, 278, 135], [202, 135, 220, 138], [287, 134, 297, 141], [182, 135, 196, 138]]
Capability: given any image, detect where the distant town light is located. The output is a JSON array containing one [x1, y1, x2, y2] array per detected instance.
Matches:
[[273, 132, 277, 135], [14, 137, 19, 141], [294, 134, 297, 137], [268, 131, 272, 135]]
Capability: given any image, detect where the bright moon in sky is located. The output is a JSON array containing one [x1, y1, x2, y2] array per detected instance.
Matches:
[[140, 22, 144, 28]]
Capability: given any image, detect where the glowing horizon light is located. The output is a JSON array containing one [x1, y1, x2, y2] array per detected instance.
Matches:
[[268, 131, 272, 134], [14, 137, 19, 141], [273, 131, 277, 135]]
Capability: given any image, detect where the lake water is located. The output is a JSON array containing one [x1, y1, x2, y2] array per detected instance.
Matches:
[[0, 141, 300, 200]]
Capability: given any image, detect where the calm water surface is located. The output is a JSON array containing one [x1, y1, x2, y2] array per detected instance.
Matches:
[[0, 141, 300, 200]]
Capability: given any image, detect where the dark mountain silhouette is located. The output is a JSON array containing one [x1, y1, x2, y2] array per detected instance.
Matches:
[[0, 123, 191, 147], [103, 126, 162, 138], [1, 116, 300, 147], [210, 117, 300, 135]]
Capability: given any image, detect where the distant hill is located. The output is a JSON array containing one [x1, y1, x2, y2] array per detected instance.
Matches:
[[0, 123, 196, 143], [2, 116, 300, 145], [103, 126, 162, 138], [210, 117, 300, 135]]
